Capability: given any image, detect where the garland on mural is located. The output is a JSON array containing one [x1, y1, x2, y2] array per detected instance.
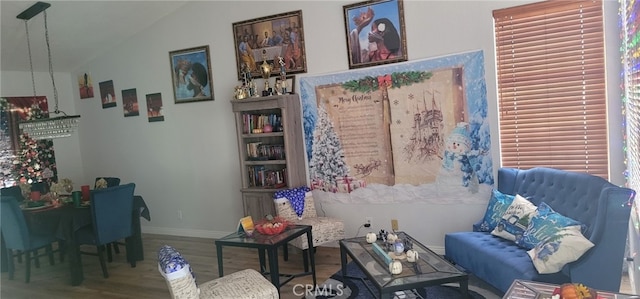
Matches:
[[341, 71, 433, 93]]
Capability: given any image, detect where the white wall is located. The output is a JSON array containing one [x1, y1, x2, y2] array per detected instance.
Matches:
[[0, 1, 625, 252]]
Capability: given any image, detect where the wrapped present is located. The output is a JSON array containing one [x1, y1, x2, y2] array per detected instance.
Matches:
[[337, 176, 366, 193]]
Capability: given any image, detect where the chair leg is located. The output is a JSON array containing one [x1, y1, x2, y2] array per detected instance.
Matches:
[[113, 242, 120, 254], [15, 250, 22, 263], [106, 243, 113, 263], [7, 249, 15, 280], [46, 244, 55, 266], [97, 246, 109, 278], [25, 250, 32, 283], [283, 244, 289, 261], [33, 249, 40, 269]]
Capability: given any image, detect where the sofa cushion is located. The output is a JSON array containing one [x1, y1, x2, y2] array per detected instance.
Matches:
[[444, 231, 569, 292], [516, 202, 582, 250], [527, 225, 594, 274], [478, 189, 516, 232], [491, 195, 537, 241]]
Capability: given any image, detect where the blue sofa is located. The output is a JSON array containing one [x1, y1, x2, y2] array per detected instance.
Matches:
[[444, 167, 636, 294]]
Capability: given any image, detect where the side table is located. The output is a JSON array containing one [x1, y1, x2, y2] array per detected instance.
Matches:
[[215, 224, 316, 293]]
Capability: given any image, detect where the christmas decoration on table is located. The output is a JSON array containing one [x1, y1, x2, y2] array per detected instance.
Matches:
[[18, 182, 31, 200], [551, 283, 597, 299], [59, 178, 73, 193], [255, 214, 289, 235]]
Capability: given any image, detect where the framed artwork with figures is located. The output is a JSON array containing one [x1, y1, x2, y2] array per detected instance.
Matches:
[[169, 45, 214, 104], [232, 10, 307, 80], [343, 0, 407, 69]]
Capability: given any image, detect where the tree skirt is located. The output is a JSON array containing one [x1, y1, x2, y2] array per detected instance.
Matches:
[[304, 262, 486, 299]]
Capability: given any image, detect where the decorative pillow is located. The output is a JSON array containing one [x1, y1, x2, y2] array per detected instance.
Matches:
[[478, 189, 516, 232], [274, 186, 310, 219], [491, 194, 537, 241], [528, 225, 594, 274], [157, 245, 199, 298], [516, 202, 583, 250]]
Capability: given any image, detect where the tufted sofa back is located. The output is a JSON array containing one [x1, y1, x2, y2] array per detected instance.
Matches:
[[497, 167, 634, 241]]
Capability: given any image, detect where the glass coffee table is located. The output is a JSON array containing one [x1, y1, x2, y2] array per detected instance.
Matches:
[[215, 224, 316, 293], [503, 280, 639, 299], [340, 231, 469, 299]]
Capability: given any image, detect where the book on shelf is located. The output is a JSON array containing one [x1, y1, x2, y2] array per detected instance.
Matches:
[[247, 166, 286, 188], [242, 113, 282, 134]]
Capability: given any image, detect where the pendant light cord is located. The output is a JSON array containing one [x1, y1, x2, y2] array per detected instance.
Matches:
[[43, 10, 62, 115], [24, 20, 36, 97]]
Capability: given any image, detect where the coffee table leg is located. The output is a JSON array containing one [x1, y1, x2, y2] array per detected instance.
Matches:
[[460, 278, 469, 299], [340, 243, 347, 276], [267, 247, 280, 292], [216, 244, 224, 277]]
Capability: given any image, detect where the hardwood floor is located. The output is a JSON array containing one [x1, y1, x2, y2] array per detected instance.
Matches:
[[0, 233, 633, 298], [0, 233, 341, 299]]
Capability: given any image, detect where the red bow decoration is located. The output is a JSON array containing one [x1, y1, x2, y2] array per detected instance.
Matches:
[[378, 74, 392, 89]]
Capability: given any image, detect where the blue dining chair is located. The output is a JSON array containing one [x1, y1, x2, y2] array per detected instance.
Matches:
[[0, 195, 59, 283], [75, 183, 135, 278], [94, 177, 122, 257], [1, 186, 24, 201]]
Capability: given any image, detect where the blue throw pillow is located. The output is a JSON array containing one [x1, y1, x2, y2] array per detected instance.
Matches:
[[516, 202, 582, 250], [478, 189, 516, 232]]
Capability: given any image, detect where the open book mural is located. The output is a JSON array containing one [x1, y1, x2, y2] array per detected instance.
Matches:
[[300, 50, 494, 203]]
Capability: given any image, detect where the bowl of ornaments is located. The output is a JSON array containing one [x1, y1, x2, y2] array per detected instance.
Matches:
[[255, 215, 289, 235]]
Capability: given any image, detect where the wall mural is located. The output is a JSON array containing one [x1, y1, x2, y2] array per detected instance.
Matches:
[[300, 50, 493, 203], [0, 96, 58, 188]]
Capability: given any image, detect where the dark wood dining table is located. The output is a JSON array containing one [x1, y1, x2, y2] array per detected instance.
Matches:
[[0, 195, 150, 286]]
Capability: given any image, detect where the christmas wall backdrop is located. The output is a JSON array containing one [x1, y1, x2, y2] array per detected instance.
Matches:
[[300, 50, 494, 204]]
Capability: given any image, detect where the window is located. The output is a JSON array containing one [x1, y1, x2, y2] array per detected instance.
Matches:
[[494, 0, 608, 178]]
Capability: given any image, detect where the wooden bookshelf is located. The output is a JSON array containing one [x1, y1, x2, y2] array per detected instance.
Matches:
[[231, 94, 307, 220]]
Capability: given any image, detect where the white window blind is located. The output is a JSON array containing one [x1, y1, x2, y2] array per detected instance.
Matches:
[[494, 0, 608, 179]]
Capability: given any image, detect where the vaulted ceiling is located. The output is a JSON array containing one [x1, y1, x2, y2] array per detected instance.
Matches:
[[1, 1, 189, 73]]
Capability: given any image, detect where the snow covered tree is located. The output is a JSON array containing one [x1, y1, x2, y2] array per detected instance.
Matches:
[[309, 104, 349, 190]]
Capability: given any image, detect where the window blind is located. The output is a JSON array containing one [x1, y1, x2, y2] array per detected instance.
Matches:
[[494, 0, 608, 179]]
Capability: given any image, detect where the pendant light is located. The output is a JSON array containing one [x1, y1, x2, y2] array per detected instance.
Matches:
[[16, 2, 80, 140]]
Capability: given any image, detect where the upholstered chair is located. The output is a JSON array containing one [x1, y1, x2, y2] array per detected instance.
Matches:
[[158, 245, 278, 299], [273, 186, 344, 270]]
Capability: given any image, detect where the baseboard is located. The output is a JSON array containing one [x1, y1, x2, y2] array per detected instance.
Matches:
[[142, 226, 232, 239]]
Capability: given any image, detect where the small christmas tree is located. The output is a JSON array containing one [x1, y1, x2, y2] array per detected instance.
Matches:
[[309, 104, 349, 191]]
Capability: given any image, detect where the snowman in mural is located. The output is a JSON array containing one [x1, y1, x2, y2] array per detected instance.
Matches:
[[436, 122, 479, 193]]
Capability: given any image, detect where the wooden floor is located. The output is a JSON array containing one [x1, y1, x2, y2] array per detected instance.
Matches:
[[0, 233, 343, 299], [0, 233, 633, 298]]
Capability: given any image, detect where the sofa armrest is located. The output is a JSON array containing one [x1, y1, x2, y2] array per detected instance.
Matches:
[[568, 187, 635, 292], [497, 168, 518, 195]]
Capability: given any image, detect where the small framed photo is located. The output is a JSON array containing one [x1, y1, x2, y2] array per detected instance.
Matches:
[[343, 0, 407, 69], [169, 45, 214, 104], [275, 76, 296, 94], [233, 10, 307, 80], [146, 93, 165, 122]]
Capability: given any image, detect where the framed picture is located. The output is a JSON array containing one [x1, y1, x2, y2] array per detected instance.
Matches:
[[99, 80, 116, 108], [233, 10, 307, 80], [77, 72, 94, 99], [275, 75, 296, 94], [146, 93, 165, 122], [343, 0, 407, 69], [121, 88, 139, 117], [169, 45, 214, 104]]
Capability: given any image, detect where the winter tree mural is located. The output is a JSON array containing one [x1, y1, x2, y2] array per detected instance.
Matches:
[[299, 50, 494, 204]]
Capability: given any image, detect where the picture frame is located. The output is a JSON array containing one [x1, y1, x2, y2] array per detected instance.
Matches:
[[275, 75, 296, 94], [169, 45, 214, 104], [343, 0, 407, 69], [233, 10, 307, 80]]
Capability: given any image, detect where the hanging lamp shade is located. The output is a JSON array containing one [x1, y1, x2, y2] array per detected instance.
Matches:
[[16, 1, 80, 140]]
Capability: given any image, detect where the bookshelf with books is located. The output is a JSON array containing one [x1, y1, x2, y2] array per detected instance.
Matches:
[[231, 94, 307, 220]]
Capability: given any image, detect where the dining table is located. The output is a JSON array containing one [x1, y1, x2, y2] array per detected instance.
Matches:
[[0, 195, 151, 286]]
